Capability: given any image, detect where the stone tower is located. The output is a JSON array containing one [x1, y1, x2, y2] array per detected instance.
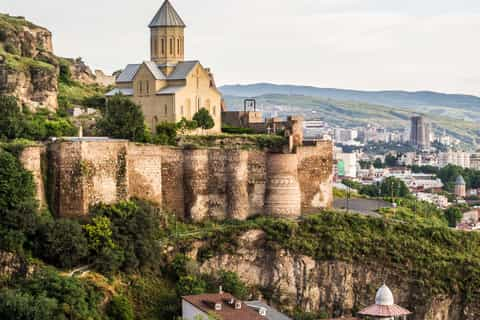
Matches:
[[149, 0, 186, 68], [454, 175, 466, 198]]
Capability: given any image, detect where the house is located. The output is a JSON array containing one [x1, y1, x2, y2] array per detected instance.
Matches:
[[107, 0, 222, 134], [182, 293, 291, 320]]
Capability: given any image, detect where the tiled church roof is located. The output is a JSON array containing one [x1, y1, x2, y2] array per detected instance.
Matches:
[[149, 0, 186, 28]]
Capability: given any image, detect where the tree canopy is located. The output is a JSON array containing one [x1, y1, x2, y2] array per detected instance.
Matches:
[[97, 95, 148, 142], [193, 108, 214, 130]]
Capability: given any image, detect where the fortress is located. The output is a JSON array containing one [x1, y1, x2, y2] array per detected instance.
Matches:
[[19, 138, 333, 221], [14, 0, 334, 221]]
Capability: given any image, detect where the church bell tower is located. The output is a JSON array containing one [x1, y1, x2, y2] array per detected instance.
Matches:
[[149, 0, 186, 66]]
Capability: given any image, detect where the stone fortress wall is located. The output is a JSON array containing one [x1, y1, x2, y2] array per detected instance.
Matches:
[[20, 139, 333, 221]]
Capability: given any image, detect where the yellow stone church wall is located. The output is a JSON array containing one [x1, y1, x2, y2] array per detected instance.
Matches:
[[173, 64, 222, 133], [151, 26, 185, 65]]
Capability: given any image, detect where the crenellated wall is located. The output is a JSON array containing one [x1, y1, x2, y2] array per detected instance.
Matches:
[[22, 139, 333, 220]]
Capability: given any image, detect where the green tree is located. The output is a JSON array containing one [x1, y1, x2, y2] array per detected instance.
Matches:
[[154, 122, 177, 145], [444, 207, 463, 228], [373, 158, 384, 169], [107, 295, 134, 320], [0, 150, 38, 237], [0, 95, 24, 139], [380, 177, 410, 198], [385, 154, 398, 167], [97, 95, 148, 142], [35, 219, 89, 269], [84, 216, 115, 254], [193, 108, 214, 130], [176, 275, 207, 296], [90, 199, 161, 273], [176, 117, 198, 135], [216, 271, 248, 299], [0, 289, 58, 320]]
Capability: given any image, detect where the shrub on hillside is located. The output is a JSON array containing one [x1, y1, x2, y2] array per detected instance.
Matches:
[[107, 295, 134, 320], [0, 96, 77, 140], [89, 199, 162, 273], [0, 268, 103, 319]]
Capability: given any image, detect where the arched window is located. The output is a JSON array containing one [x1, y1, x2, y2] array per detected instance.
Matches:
[[146, 81, 150, 95], [177, 38, 180, 55], [205, 99, 211, 113], [161, 39, 165, 55], [170, 38, 174, 55], [164, 104, 168, 115], [181, 105, 184, 116], [213, 106, 217, 116], [186, 99, 192, 118], [139, 81, 143, 95], [153, 116, 158, 131], [153, 39, 158, 57]]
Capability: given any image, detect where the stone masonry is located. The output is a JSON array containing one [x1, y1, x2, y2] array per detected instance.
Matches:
[[21, 139, 333, 221]]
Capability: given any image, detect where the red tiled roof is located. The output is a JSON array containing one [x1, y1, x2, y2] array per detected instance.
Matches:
[[183, 293, 265, 320], [358, 304, 411, 317]]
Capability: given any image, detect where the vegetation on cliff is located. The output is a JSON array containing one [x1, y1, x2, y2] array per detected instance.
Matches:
[[164, 211, 480, 305], [1, 141, 479, 318], [0, 95, 77, 141], [57, 57, 107, 112]]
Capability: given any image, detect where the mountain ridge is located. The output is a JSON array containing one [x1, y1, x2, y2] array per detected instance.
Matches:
[[219, 83, 480, 111]]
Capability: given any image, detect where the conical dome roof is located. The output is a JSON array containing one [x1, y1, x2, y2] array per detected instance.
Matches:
[[455, 175, 466, 185], [375, 284, 394, 306], [358, 284, 411, 317], [149, 0, 186, 28]]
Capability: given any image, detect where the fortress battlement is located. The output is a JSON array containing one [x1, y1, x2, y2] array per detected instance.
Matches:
[[21, 139, 333, 221]]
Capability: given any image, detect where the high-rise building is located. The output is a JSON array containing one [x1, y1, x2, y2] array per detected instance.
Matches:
[[438, 151, 471, 168], [410, 116, 430, 149]]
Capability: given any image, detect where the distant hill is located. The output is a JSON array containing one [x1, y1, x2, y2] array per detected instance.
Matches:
[[222, 93, 480, 145], [220, 83, 480, 117]]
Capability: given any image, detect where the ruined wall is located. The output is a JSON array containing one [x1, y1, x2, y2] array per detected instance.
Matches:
[[48, 140, 129, 217], [297, 141, 334, 212], [42, 140, 333, 219], [19, 145, 47, 209]]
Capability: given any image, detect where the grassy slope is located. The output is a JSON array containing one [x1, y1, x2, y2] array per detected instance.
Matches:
[[224, 94, 479, 144]]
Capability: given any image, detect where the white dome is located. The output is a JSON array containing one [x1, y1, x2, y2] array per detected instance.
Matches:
[[375, 284, 394, 306]]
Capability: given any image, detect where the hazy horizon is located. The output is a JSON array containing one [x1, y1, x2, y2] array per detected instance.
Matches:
[[2, 0, 480, 96]]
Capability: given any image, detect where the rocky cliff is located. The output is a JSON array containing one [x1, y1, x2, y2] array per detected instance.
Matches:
[[189, 220, 480, 320], [0, 13, 108, 111], [0, 251, 28, 279], [0, 13, 59, 110]]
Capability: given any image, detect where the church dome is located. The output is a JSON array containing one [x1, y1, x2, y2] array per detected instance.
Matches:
[[455, 175, 466, 185], [375, 284, 394, 306]]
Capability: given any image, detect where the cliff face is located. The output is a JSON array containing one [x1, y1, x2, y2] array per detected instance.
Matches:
[[196, 230, 479, 320], [0, 14, 59, 110], [0, 13, 106, 111], [0, 251, 27, 279]]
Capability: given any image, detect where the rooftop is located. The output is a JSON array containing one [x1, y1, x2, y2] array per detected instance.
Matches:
[[245, 301, 291, 320], [149, 0, 186, 28], [183, 293, 265, 320]]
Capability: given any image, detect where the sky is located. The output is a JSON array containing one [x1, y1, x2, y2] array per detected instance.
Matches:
[[2, 0, 480, 95]]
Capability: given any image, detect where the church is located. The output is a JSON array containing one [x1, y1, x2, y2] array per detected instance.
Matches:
[[107, 0, 222, 134]]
